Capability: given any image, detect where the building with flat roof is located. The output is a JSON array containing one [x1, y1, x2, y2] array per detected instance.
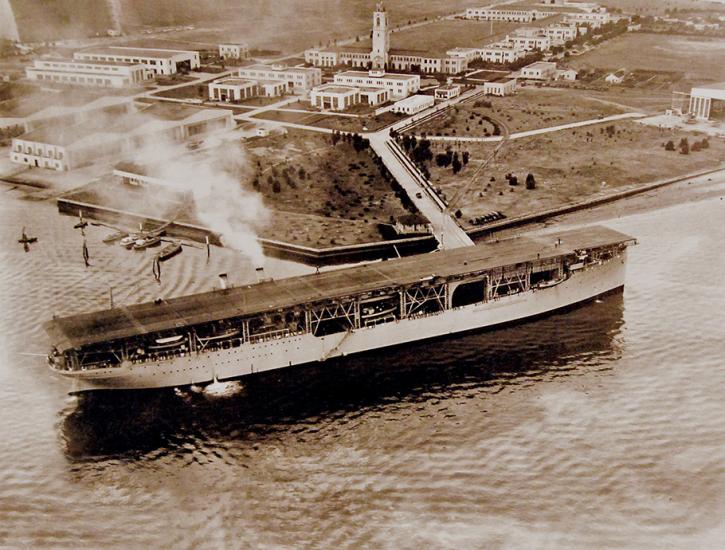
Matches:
[[219, 43, 250, 60], [209, 78, 259, 102], [333, 70, 420, 100], [10, 103, 233, 171], [26, 58, 151, 88], [236, 64, 322, 94], [544, 24, 578, 45], [23, 96, 134, 132], [483, 78, 517, 96], [520, 61, 558, 80], [434, 83, 461, 100], [477, 43, 524, 64], [506, 28, 552, 52], [464, 7, 546, 22], [73, 47, 200, 75], [689, 82, 725, 120], [310, 83, 389, 111], [390, 94, 435, 115], [562, 10, 610, 28]]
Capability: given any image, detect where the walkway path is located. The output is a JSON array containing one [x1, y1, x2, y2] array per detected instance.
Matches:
[[414, 112, 646, 143]]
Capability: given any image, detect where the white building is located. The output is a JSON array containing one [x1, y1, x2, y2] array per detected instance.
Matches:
[[556, 68, 578, 81], [74, 47, 200, 75], [483, 78, 517, 96], [209, 78, 259, 102], [236, 64, 322, 93], [563, 11, 610, 29], [219, 43, 249, 60], [22, 96, 134, 132], [506, 28, 552, 51], [605, 71, 625, 84], [10, 103, 233, 171], [333, 70, 420, 100], [304, 48, 338, 67], [689, 82, 725, 120], [465, 7, 545, 22], [434, 84, 461, 100], [26, 58, 151, 88], [477, 43, 523, 64], [310, 83, 388, 111], [544, 24, 578, 45], [446, 48, 480, 64], [390, 94, 435, 115], [520, 61, 558, 80]]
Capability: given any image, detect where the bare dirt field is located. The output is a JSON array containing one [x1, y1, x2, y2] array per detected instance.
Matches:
[[425, 121, 725, 224], [120, 0, 498, 56], [411, 88, 629, 137], [245, 129, 414, 247], [355, 14, 562, 56], [568, 33, 725, 83]]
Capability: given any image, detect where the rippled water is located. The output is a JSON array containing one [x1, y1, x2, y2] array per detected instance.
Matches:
[[1, 187, 724, 549]]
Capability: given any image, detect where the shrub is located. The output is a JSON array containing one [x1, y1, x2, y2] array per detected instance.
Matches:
[[526, 173, 536, 190], [665, 140, 675, 151]]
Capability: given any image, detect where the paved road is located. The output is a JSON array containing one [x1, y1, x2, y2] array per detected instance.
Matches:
[[368, 133, 474, 249]]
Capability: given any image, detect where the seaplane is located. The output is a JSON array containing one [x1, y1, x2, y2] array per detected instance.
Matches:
[[18, 227, 38, 252]]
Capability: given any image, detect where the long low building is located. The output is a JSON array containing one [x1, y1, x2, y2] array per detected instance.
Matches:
[[689, 82, 725, 120], [73, 47, 200, 75], [519, 61, 558, 80], [483, 78, 517, 96], [26, 58, 152, 88], [22, 96, 134, 132], [464, 7, 546, 22], [10, 103, 233, 171], [477, 42, 524, 64], [390, 94, 435, 115], [236, 64, 322, 94], [333, 70, 420, 100]]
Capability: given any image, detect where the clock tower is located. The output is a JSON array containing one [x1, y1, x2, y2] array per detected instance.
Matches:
[[371, 2, 389, 70]]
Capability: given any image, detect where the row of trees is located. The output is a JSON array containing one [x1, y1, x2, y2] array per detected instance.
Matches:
[[330, 130, 370, 152], [664, 137, 710, 155]]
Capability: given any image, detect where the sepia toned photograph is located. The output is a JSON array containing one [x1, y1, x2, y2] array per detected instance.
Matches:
[[1, 0, 723, 547]]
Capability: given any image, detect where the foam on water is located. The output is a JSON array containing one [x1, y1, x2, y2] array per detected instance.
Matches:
[[0, 190, 724, 548]]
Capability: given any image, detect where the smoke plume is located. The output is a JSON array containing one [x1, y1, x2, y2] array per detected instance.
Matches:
[[131, 128, 271, 268]]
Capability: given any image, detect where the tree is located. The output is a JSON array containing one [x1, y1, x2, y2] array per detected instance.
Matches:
[[526, 173, 536, 189], [701, 138, 710, 149], [679, 137, 689, 155], [665, 140, 675, 151], [452, 158, 462, 174], [462, 151, 470, 165], [272, 180, 281, 193]]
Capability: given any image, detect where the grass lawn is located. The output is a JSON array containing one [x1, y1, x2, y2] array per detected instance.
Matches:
[[410, 88, 628, 137], [246, 129, 415, 247], [425, 121, 725, 224], [153, 82, 208, 100], [568, 33, 725, 83]]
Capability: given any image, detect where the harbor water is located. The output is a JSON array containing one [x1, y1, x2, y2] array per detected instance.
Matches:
[[0, 188, 723, 549]]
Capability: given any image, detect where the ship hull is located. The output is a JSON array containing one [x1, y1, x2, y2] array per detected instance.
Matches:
[[63, 252, 626, 392]]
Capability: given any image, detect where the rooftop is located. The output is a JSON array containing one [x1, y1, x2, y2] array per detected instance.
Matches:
[[76, 46, 197, 60], [36, 58, 141, 67], [210, 78, 257, 87], [45, 226, 634, 351], [240, 64, 320, 75], [337, 70, 419, 81]]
